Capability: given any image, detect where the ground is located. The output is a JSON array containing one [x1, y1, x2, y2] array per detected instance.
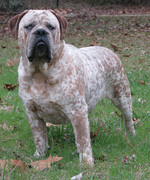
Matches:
[[0, 4, 150, 180]]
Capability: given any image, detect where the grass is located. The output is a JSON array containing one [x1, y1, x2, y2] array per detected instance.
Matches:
[[0, 13, 150, 179]]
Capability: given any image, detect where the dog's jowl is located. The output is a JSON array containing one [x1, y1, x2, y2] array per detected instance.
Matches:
[[9, 10, 135, 166]]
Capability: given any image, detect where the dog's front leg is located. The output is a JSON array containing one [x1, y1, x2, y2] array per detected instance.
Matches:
[[26, 110, 49, 157], [70, 110, 94, 166]]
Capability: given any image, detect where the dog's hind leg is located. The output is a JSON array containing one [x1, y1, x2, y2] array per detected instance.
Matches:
[[109, 76, 135, 135], [68, 107, 94, 166]]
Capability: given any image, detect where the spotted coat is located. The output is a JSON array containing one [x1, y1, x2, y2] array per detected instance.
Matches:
[[9, 10, 135, 166]]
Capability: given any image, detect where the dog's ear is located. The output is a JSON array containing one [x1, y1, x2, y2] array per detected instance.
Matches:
[[50, 10, 67, 40], [9, 10, 29, 39]]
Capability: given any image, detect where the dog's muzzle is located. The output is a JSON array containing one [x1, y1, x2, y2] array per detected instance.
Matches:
[[27, 28, 52, 63]]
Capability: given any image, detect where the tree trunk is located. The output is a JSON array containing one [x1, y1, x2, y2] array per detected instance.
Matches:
[[56, 0, 60, 7]]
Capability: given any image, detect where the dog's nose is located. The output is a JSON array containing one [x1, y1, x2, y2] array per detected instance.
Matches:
[[34, 29, 48, 36]]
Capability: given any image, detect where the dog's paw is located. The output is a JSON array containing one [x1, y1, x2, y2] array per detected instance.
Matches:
[[34, 150, 41, 158], [34, 150, 46, 158]]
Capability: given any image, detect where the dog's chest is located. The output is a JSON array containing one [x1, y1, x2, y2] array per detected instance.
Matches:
[[30, 71, 48, 95], [20, 71, 70, 124]]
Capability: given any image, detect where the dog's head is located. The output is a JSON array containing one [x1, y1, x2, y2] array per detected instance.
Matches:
[[9, 10, 67, 63]]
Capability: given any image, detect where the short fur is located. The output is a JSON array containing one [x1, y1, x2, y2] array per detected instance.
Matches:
[[9, 10, 135, 165]]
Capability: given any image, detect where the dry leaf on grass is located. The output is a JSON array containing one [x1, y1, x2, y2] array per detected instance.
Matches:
[[90, 120, 103, 139], [7, 57, 19, 67], [132, 118, 141, 125], [0, 159, 9, 170], [141, 50, 146, 55], [30, 155, 63, 171], [46, 123, 62, 127], [4, 84, 18, 91], [0, 105, 14, 112], [0, 123, 8, 130], [115, 111, 123, 118], [140, 80, 145, 85], [0, 123, 15, 130], [11, 159, 27, 171], [122, 155, 130, 164], [0, 155, 62, 172], [123, 54, 131, 57], [94, 153, 107, 162], [71, 172, 83, 180], [111, 43, 118, 51], [86, 31, 94, 36], [46, 123, 57, 127], [1, 45, 6, 48], [0, 159, 26, 171], [138, 59, 145, 64], [122, 154, 137, 164]]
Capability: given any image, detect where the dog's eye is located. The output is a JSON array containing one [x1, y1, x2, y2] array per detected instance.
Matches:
[[24, 24, 34, 30], [47, 24, 55, 31]]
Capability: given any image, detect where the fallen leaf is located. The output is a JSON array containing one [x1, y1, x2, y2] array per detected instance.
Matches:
[[0, 155, 62, 171], [131, 154, 137, 161], [4, 84, 18, 91], [0, 159, 9, 170], [86, 31, 94, 36], [46, 123, 52, 127], [0, 147, 7, 152], [123, 47, 130, 50], [119, 10, 127, 14], [115, 111, 122, 118], [140, 80, 145, 85], [16, 46, 20, 49], [123, 54, 131, 57], [132, 118, 141, 124], [46, 123, 56, 127], [122, 155, 130, 164], [94, 153, 107, 162], [91, 40, 97, 46], [0, 122, 15, 130], [1, 45, 6, 48], [7, 57, 19, 67], [138, 98, 142, 102], [46, 123, 60, 127], [122, 154, 137, 164], [71, 173, 83, 180], [116, 128, 122, 132], [141, 100, 147, 104], [138, 59, 145, 64], [30, 155, 63, 171], [0, 159, 26, 171], [111, 43, 118, 51], [54, 8, 67, 15], [0, 123, 7, 130], [141, 50, 146, 55], [90, 120, 103, 139], [0, 105, 14, 112], [11, 159, 27, 171]]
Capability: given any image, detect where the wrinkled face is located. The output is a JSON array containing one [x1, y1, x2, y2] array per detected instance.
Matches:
[[18, 10, 61, 63]]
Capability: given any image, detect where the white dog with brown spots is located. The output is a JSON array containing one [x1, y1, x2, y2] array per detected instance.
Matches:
[[9, 10, 135, 166]]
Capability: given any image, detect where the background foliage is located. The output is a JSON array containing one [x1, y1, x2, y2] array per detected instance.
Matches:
[[0, 0, 150, 12]]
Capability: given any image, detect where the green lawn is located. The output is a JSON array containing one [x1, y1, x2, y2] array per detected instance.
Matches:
[[0, 14, 150, 179]]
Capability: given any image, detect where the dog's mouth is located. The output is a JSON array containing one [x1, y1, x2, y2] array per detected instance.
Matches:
[[27, 30, 53, 63], [35, 41, 47, 57], [27, 40, 52, 63]]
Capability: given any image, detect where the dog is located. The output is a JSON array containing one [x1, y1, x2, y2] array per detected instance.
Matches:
[[9, 10, 135, 165]]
